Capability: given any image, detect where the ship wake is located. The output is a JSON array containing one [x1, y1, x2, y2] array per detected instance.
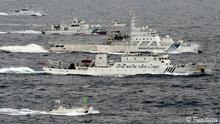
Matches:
[[8, 30, 42, 34], [0, 12, 9, 15], [0, 44, 48, 53], [0, 67, 45, 74], [0, 108, 99, 116]]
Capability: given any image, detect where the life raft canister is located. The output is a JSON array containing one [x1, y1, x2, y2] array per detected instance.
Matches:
[[196, 65, 205, 73]]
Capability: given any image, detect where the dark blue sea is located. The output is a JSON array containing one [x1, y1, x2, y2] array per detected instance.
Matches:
[[0, 0, 219, 123]]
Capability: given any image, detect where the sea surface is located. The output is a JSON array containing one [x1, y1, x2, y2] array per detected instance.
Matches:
[[0, 0, 219, 123]]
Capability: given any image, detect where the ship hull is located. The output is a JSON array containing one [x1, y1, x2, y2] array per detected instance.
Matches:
[[43, 63, 212, 77], [43, 30, 93, 35], [49, 43, 200, 54]]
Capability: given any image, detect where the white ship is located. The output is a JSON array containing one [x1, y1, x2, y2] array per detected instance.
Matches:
[[42, 18, 101, 35], [48, 17, 201, 54], [49, 99, 98, 115], [12, 8, 46, 16], [49, 105, 94, 115], [43, 53, 213, 77]]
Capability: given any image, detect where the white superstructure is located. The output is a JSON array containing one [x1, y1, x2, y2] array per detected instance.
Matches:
[[43, 18, 100, 35], [43, 53, 213, 77], [49, 17, 200, 54], [49, 105, 94, 115], [129, 17, 200, 53]]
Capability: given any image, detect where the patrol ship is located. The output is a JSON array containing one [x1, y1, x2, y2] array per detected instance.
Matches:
[[43, 53, 213, 77], [48, 17, 201, 54], [42, 18, 101, 35]]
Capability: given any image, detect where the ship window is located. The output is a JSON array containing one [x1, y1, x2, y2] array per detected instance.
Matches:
[[55, 45, 59, 47], [49, 44, 55, 47], [187, 43, 191, 46], [64, 27, 68, 30], [136, 38, 138, 40], [132, 41, 139, 46], [60, 45, 64, 47], [143, 38, 145, 40], [99, 57, 102, 59], [161, 61, 164, 63], [140, 41, 150, 46], [134, 58, 136, 60], [150, 41, 157, 46]]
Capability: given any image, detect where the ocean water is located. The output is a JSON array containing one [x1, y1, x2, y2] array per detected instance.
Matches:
[[0, 0, 219, 123]]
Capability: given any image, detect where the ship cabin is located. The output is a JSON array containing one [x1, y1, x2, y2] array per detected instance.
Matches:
[[120, 53, 173, 66], [130, 17, 174, 47]]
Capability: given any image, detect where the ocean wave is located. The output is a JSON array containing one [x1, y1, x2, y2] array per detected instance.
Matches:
[[0, 44, 48, 53]]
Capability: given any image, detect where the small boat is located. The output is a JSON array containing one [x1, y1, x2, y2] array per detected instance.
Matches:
[[43, 53, 213, 76], [42, 18, 101, 35], [49, 105, 94, 115], [49, 99, 98, 115], [12, 8, 46, 16]]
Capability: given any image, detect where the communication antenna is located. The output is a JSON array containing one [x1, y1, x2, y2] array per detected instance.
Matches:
[[83, 96, 88, 106], [55, 99, 61, 104]]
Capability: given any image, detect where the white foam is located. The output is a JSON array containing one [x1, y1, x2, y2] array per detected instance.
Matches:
[[0, 67, 36, 74], [9, 30, 42, 34], [0, 108, 47, 116], [0, 12, 9, 15], [0, 44, 48, 53], [0, 108, 99, 116], [0, 31, 7, 34]]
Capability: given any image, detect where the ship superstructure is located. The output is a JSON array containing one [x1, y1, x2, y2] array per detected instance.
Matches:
[[43, 18, 101, 35], [48, 17, 200, 54], [43, 53, 212, 76]]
